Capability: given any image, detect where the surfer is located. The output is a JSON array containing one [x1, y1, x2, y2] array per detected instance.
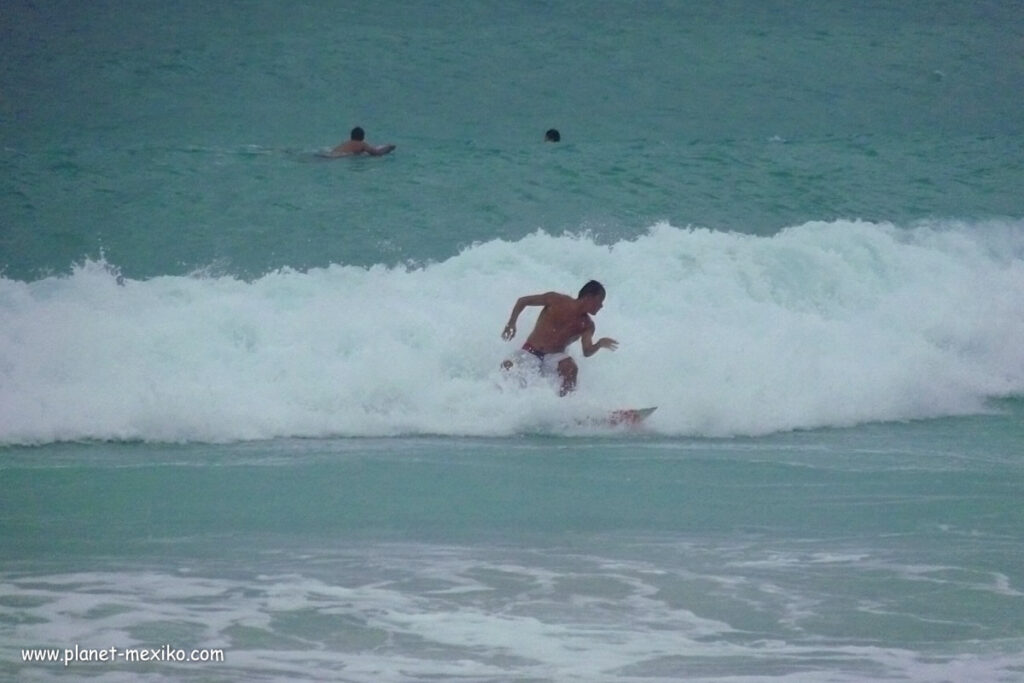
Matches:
[[544, 128, 561, 142], [324, 127, 395, 157], [500, 280, 618, 396]]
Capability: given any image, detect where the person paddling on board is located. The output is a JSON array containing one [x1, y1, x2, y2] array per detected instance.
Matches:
[[500, 280, 618, 396], [324, 126, 395, 157]]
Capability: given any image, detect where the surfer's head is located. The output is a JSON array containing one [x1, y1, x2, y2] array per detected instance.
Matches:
[[578, 280, 605, 299], [350, 127, 365, 141], [545, 128, 561, 142], [578, 280, 605, 313]]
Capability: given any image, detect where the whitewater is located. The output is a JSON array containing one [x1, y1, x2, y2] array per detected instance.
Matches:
[[4, 219, 1022, 445]]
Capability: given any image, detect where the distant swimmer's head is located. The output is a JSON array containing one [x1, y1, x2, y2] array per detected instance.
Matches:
[[578, 280, 605, 313], [545, 128, 561, 142], [350, 126, 366, 141]]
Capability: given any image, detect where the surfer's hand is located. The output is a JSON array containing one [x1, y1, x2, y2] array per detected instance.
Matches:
[[599, 337, 618, 351], [502, 323, 516, 340]]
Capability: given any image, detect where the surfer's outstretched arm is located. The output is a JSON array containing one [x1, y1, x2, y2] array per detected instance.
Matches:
[[580, 322, 618, 357], [502, 292, 554, 340]]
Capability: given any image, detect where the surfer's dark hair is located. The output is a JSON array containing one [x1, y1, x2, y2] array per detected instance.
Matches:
[[578, 280, 605, 298], [350, 126, 365, 141], [545, 128, 561, 142]]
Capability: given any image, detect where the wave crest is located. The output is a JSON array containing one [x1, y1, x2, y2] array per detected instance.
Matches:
[[2, 219, 1023, 444]]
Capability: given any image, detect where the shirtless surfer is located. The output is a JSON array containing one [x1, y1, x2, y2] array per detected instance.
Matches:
[[501, 280, 618, 396], [324, 127, 395, 157]]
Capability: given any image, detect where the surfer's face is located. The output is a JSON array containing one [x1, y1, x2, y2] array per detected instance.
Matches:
[[582, 294, 604, 315]]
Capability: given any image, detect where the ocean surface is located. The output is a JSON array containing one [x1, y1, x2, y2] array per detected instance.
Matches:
[[2, 1, 1023, 681]]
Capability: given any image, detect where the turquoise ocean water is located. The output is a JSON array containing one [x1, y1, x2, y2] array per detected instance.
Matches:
[[3, 1, 1024, 680]]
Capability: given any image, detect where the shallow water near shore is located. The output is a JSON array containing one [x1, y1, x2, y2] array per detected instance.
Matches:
[[4, 409, 1024, 681]]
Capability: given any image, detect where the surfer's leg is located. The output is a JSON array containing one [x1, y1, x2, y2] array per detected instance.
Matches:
[[556, 357, 578, 396]]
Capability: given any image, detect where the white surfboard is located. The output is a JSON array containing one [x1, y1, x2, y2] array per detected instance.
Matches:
[[575, 407, 657, 427], [606, 406, 657, 425]]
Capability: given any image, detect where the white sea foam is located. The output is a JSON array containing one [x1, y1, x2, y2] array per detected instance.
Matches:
[[2, 219, 1022, 444], [4, 540, 1023, 682]]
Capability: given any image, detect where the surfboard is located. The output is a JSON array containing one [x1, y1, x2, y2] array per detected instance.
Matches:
[[605, 406, 657, 426]]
